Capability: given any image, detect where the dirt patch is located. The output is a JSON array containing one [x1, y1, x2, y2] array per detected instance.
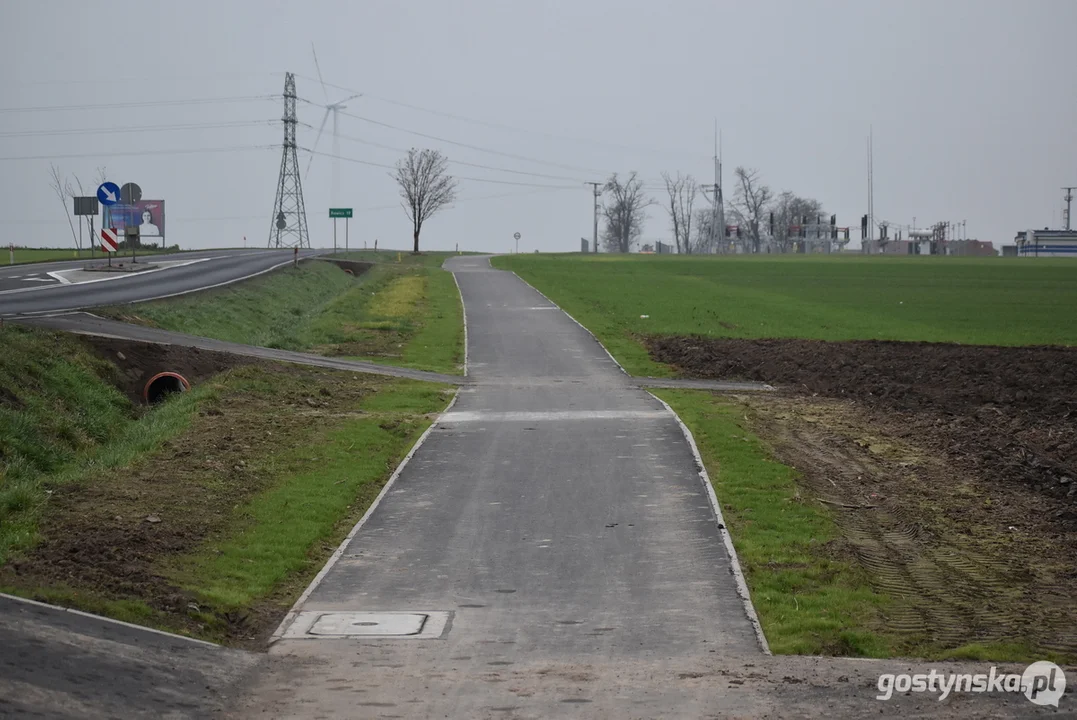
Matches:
[[649, 336, 1077, 658], [0, 363, 394, 646], [650, 337, 1077, 511], [318, 259, 373, 277], [78, 335, 254, 403]]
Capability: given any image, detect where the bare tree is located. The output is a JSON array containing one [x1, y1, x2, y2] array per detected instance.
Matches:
[[661, 171, 698, 254], [48, 163, 82, 252], [394, 148, 458, 253], [727, 167, 772, 254], [602, 172, 651, 253], [771, 191, 825, 253]]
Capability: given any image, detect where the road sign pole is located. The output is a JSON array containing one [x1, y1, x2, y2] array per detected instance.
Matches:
[[345, 217, 349, 253], [8, 244, 13, 265], [90, 216, 95, 259], [333, 217, 337, 253]]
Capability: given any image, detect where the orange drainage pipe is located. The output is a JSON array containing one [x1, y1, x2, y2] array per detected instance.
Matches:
[[143, 372, 191, 404]]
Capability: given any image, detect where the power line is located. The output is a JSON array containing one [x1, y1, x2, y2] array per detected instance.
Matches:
[[0, 95, 277, 114], [0, 119, 277, 138], [0, 145, 274, 162], [320, 104, 606, 175], [302, 148, 580, 189], [358, 185, 577, 213], [293, 73, 709, 160], [300, 125, 587, 182]]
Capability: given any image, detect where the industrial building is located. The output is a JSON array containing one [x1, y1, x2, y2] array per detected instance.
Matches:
[[1014, 229, 1077, 257]]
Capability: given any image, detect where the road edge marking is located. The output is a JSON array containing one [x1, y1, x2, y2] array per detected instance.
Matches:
[[450, 269, 469, 375], [0, 591, 220, 648], [505, 270, 630, 376], [5, 254, 318, 316], [268, 388, 462, 644], [646, 391, 772, 655]]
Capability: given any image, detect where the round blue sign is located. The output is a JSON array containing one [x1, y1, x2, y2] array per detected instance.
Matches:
[[96, 182, 121, 206]]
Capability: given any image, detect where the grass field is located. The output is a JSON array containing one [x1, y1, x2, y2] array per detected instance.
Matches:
[[5, 247, 182, 266], [0, 323, 452, 642], [101, 258, 465, 375], [493, 253, 1077, 376]]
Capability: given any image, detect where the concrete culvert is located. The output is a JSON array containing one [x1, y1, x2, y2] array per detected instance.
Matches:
[[144, 372, 191, 404]]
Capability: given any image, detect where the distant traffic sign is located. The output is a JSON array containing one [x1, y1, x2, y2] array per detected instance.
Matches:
[[513, 232, 521, 240], [329, 208, 353, 218], [101, 227, 119, 252], [120, 182, 142, 205], [73, 196, 99, 216], [97, 182, 120, 206]]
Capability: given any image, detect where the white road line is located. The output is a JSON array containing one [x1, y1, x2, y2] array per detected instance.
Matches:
[[0, 257, 213, 297], [0, 592, 219, 648], [451, 269, 469, 375], [46, 270, 72, 284], [441, 409, 670, 423], [507, 270, 631, 376]]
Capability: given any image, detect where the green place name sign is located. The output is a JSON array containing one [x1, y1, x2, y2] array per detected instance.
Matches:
[[329, 208, 353, 218]]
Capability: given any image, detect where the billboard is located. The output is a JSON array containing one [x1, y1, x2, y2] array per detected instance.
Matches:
[[104, 200, 165, 240]]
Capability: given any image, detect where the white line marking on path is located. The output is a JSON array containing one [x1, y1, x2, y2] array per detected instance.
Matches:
[[441, 409, 670, 423]]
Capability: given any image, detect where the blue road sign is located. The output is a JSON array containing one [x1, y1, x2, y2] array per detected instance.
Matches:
[[97, 182, 120, 206]]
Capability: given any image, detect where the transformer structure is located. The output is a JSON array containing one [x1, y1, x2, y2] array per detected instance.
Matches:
[[269, 72, 309, 248]]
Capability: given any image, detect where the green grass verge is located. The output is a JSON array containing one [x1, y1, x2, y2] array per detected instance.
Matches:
[[164, 375, 447, 617], [493, 253, 1077, 375], [0, 324, 205, 564], [100, 258, 465, 375], [0, 323, 454, 643], [653, 388, 892, 657], [103, 261, 357, 348]]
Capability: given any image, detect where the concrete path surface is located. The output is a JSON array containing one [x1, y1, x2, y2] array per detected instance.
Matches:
[[231, 255, 770, 717]]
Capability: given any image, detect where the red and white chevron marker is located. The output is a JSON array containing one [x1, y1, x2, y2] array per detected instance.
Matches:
[[100, 227, 119, 252]]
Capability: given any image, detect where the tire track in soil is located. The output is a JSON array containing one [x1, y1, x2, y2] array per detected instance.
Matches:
[[746, 398, 1077, 658]]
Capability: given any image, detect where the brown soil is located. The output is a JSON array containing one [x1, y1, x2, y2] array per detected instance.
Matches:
[[0, 359, 406, 647], [317, 258, 373, 277], [649, 336, 1077, 658], [78, 335, 254, 403]]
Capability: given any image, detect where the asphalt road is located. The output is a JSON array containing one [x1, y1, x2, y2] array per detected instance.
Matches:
[[238, 254, 763, 717], [0, 248, 325, 316], [0, 594, 259, 719]]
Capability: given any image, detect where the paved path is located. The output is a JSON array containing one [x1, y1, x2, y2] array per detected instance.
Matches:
[[236, 255, 765, 717], [0, 594, 258, 719]]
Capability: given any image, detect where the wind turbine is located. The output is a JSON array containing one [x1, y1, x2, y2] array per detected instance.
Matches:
[[304, 43, 361, 208]]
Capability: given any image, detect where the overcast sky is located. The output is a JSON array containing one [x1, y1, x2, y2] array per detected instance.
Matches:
[[2, 0, 1075, 253]]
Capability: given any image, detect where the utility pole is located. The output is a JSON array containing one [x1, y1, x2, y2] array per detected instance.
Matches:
[[702, 122, 723, 254], [867, 126, 874, 244], [586, 182, 602, 253], [1063, 187, 1075, 231]]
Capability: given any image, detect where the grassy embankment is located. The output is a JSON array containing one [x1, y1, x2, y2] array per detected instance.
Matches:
[[0, 254, 463, 641], [493, 253, 1077, 661], [101, 255, 464, 375]]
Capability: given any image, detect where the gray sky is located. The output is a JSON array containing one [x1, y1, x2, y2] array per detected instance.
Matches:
[[3, 0, 1075, 253]]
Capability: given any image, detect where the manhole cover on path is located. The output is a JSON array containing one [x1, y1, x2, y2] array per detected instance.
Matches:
[[282, 611, 452, 639]]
